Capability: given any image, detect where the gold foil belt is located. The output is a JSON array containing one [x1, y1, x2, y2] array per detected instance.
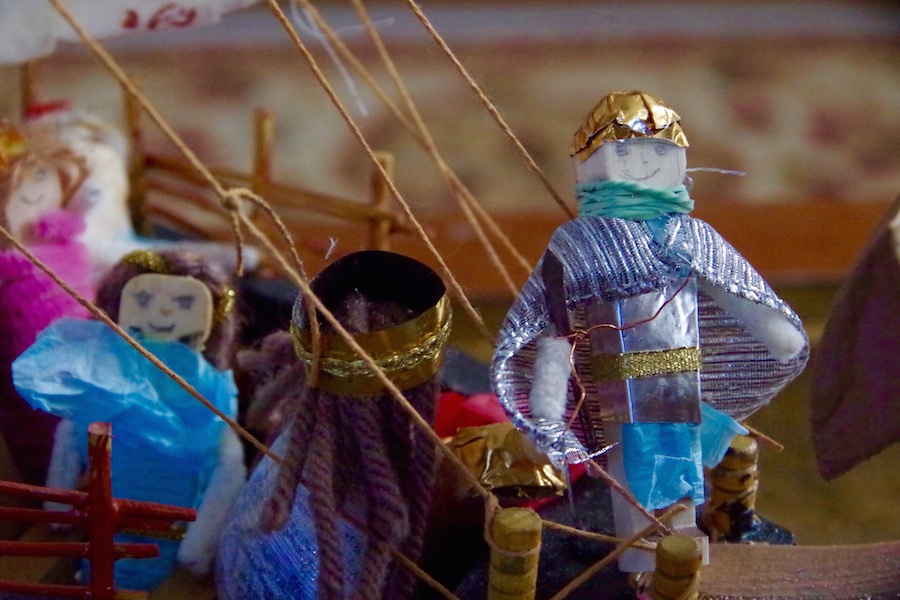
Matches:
[[592, 346, 701, 381], [292, 295, 451, 397]]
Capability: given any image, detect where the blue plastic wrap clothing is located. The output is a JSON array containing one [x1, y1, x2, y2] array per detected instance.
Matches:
[[621, 402, 747, 511], [12, 318, 238, 591], [216, 431, 366, 599]]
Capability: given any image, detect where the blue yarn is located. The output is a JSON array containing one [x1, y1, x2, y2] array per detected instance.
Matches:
[[576, 180, 693, 220]]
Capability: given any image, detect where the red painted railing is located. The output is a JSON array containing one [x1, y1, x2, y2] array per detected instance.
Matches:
[[0, 422, 196, 599]]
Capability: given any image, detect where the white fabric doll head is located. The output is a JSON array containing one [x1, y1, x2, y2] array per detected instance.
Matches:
[[23, 108, 133, 247], [0, 125, 87, 245], [571, 90, 689, 187]]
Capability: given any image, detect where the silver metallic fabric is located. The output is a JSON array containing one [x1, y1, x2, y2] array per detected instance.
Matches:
[[492, 214, 809, 466], [586, 277, 702, 424]]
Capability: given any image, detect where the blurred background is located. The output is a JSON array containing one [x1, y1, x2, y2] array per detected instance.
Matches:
[[0, 0, 897, 546]]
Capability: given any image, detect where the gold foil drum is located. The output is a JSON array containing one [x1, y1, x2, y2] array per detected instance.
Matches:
[[291, 250, 451, 397]]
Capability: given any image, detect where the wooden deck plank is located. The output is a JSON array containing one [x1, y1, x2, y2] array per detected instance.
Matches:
[[701, 541, 900, 598]]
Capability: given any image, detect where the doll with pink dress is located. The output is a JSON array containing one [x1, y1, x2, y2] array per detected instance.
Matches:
[[0, 124, 94, 484]]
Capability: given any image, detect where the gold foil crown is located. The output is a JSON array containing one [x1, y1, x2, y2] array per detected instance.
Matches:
[[292, 250, 451, 397], [0, 124, 27, 174], [571, 91, 689, 162]]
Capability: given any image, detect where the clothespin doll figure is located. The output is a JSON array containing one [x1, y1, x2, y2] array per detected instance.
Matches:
[[0, 123, 93, 485], [22, 103, 253, 282], [492, 91, 808, 572], [217, 250, 451, 600], [13, 249, 245, 590], [22, 103, 132, 281]]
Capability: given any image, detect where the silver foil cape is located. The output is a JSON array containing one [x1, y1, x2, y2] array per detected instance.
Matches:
[[492, 215, 809, 466]]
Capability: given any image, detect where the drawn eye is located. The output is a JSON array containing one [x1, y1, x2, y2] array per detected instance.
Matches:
[[654, 144, 669, 156], [614, 144, 630, 157], [174, 295, 195, 310], [134, 291, 153, 309]]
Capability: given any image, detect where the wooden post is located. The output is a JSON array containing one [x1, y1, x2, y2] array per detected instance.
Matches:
[[368, 152, 394, 251], [87, 423, 116, 600], [124, 89, 150, 235], [19, 62, 37, 118], [487, 507, 542, 600], [650, 534, 702, 600], [703, 435, 759, 541], [249, 107, 275, 221]]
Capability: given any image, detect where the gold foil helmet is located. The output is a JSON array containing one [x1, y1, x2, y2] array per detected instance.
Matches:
[[571, 91, 689, 162]]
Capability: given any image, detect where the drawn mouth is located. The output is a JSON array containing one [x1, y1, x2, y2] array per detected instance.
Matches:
[[148, 322, 176, 333], [621, 167, 660, 182]]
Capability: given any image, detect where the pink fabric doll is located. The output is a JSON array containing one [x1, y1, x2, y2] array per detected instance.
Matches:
[[0, 125, 93, 484]]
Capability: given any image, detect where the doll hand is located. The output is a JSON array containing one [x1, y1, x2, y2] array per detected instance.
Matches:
[[531, 418, 590, 468], [528, 335, 573, 421], [177, 429, 246, 575]]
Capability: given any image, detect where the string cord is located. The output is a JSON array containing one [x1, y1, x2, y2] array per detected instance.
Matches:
[[291, 0, 534, 277], [404, 0, 575, 220], [263, 0, 493, 342], [347, 0, 518, 297]]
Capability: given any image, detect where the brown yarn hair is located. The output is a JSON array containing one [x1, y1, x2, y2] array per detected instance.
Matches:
[[260, 251, 447, 600], [95, 249, 236, 370]]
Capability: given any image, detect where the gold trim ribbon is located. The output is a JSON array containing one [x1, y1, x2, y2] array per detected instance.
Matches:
[[593, 346, 701, 381], [292, 295, 451, 397]]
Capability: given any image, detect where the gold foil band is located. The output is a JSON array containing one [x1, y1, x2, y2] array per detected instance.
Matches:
[[592, 346, 701, 381], [121, 249, 171, 274], [292, 295, 451, 397]]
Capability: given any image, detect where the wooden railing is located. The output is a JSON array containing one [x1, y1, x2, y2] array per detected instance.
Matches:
[[0, 423, 196, 600]]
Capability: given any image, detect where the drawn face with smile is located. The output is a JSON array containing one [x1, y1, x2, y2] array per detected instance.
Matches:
[[575, 138, 686, 188], [5, 158, 65, 240], [118, 273, 214, 350]]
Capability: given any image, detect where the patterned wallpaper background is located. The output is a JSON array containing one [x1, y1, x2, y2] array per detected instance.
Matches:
[[1, 3, 898, 220]]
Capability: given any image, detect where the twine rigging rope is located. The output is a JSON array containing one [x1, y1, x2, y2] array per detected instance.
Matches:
[[289, 0, 536, 279], [264, 0, 493, 342], [40, 2, 711, 596], [404, 0, 576, 220], [347, 0, 518, 297]]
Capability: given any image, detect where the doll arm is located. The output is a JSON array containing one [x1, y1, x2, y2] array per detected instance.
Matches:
[[699, 279, 806, 362], [177, 427, 246, 576], [528, 334, 573, 421], [43, 419, 82, 514], [528, 334, 594, 467]]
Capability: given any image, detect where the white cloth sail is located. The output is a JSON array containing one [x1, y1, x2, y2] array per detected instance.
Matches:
[[0, 0, 258, 65]]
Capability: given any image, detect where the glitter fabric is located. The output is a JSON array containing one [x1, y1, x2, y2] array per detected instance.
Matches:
[[216, 433, 366, 600], [492, 214, 808, 466]]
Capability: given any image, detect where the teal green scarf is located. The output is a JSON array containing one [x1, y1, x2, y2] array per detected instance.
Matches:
[[576, 180, 693, 220]]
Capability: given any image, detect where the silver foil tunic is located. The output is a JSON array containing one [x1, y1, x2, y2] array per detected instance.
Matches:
[[492, 214, 809, 466]]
